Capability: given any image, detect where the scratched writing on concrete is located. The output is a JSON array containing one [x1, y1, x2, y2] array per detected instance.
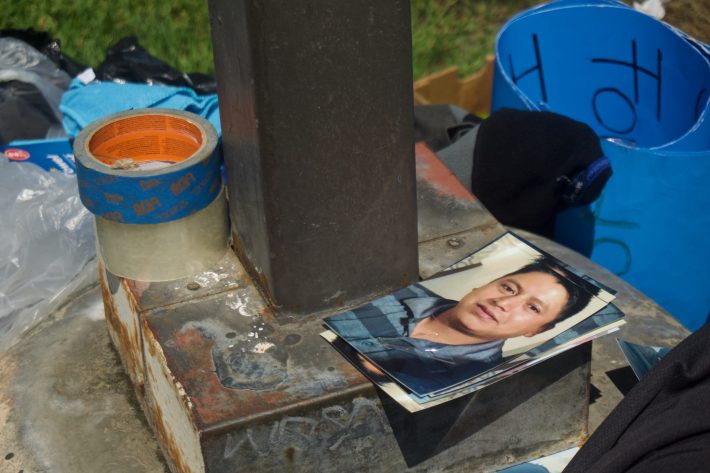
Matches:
[[222, 398, 389, 459]]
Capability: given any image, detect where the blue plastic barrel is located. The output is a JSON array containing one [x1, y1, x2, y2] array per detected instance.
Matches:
[[492, 0, 710, 330]]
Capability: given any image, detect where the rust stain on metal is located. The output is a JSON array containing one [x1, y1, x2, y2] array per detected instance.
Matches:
[[144, 363, 195, 473], [205, 384, 376, 437], [173, 328, 208, 354], [231, 233, 277, 306], [284, 445, 296, 464], [123, 279, 144, 315], [97, 263, 115, 319], [170, 325, 289, 427], [144, 324, 203, 472], [145, 314, 368, 432], [258, 304, 279, 325], [132, 249, 375, 438], [144, 322, 160, 359], [98, 264, 143, 387], [415, 142, 478, 203], [150, 403, 193, 473], [144, 319, 200, 435]]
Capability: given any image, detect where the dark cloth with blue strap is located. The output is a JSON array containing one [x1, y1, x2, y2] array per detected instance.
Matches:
[[413, 106, 612, 239], [471, 108, 612, 238]]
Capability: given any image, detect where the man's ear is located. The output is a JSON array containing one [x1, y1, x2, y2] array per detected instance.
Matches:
[[524, 323, 554, 337]]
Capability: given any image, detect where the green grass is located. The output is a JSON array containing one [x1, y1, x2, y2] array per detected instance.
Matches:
[[411, 0, 541, 79], [0, 0, 540, 80], [1, 0, 215, 74]]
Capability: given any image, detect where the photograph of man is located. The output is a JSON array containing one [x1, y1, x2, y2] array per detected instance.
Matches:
[[324, 234, 610, 396]]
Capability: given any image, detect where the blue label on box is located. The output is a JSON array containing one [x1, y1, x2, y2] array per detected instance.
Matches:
[[2, 138, 76, 175]]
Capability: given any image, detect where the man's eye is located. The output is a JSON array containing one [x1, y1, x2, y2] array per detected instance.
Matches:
[[527, 304, 541, 314], [501, 283, 515, 294]]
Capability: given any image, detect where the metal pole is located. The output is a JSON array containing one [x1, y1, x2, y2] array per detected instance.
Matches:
[[209, 0, 419, 315]]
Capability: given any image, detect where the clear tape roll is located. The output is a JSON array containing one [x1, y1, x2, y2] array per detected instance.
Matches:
[[74, 109, 230, 281], [95, 187, 229, 281]]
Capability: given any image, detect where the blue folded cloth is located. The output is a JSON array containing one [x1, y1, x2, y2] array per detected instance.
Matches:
[[59, 78, 221, 137]]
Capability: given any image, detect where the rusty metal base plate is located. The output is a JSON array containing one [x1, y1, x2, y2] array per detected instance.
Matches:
[[100, 251, 590, 473], [99, 148, 591, 473]]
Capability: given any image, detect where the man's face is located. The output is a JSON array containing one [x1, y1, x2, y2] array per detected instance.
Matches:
[[447, 271, 569, 340]]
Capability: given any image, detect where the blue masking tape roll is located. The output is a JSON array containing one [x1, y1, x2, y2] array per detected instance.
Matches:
[[74, 109, 221, 225]]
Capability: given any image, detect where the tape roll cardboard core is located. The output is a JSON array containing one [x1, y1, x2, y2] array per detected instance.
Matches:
[[87, 114, 203, 168]]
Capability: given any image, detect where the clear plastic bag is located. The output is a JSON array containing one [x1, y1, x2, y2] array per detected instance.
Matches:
[[0, 37, 71, 119], [0, 37, 72, 142], [0, 158, 96, 354]]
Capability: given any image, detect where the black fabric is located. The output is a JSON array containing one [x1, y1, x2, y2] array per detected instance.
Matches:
[[413, 104, 481, 152], [471, 108, 611, 237], [95, 37, 216, 95], [563, 323, 710, 473]]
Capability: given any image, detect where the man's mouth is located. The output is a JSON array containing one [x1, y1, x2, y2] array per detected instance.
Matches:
[[474, 304, 498, 323]]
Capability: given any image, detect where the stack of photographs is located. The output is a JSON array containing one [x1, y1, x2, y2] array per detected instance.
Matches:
[[321, 232, 625, 412]]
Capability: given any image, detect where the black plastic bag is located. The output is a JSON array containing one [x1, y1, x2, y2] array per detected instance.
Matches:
[[95, 37, 216, 95]]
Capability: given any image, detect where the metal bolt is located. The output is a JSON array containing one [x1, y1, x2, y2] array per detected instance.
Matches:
[[187, 282, 201, 291], [447, 238, 463, 248]]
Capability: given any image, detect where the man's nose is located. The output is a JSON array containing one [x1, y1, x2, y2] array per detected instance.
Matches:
[[494, 295, 522, 312]]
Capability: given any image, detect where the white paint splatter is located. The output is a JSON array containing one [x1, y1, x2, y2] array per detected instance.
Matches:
[[194, 271, 230, 286], [224, 293, 254, 316], [226, 299, 242, 310], [253, 342, 274, 354]]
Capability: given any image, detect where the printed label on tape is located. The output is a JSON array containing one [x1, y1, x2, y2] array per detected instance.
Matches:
[[74, 110, 222, 224]]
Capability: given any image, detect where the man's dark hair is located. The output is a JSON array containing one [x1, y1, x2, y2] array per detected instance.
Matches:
[[504, 257, 595, 331]]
